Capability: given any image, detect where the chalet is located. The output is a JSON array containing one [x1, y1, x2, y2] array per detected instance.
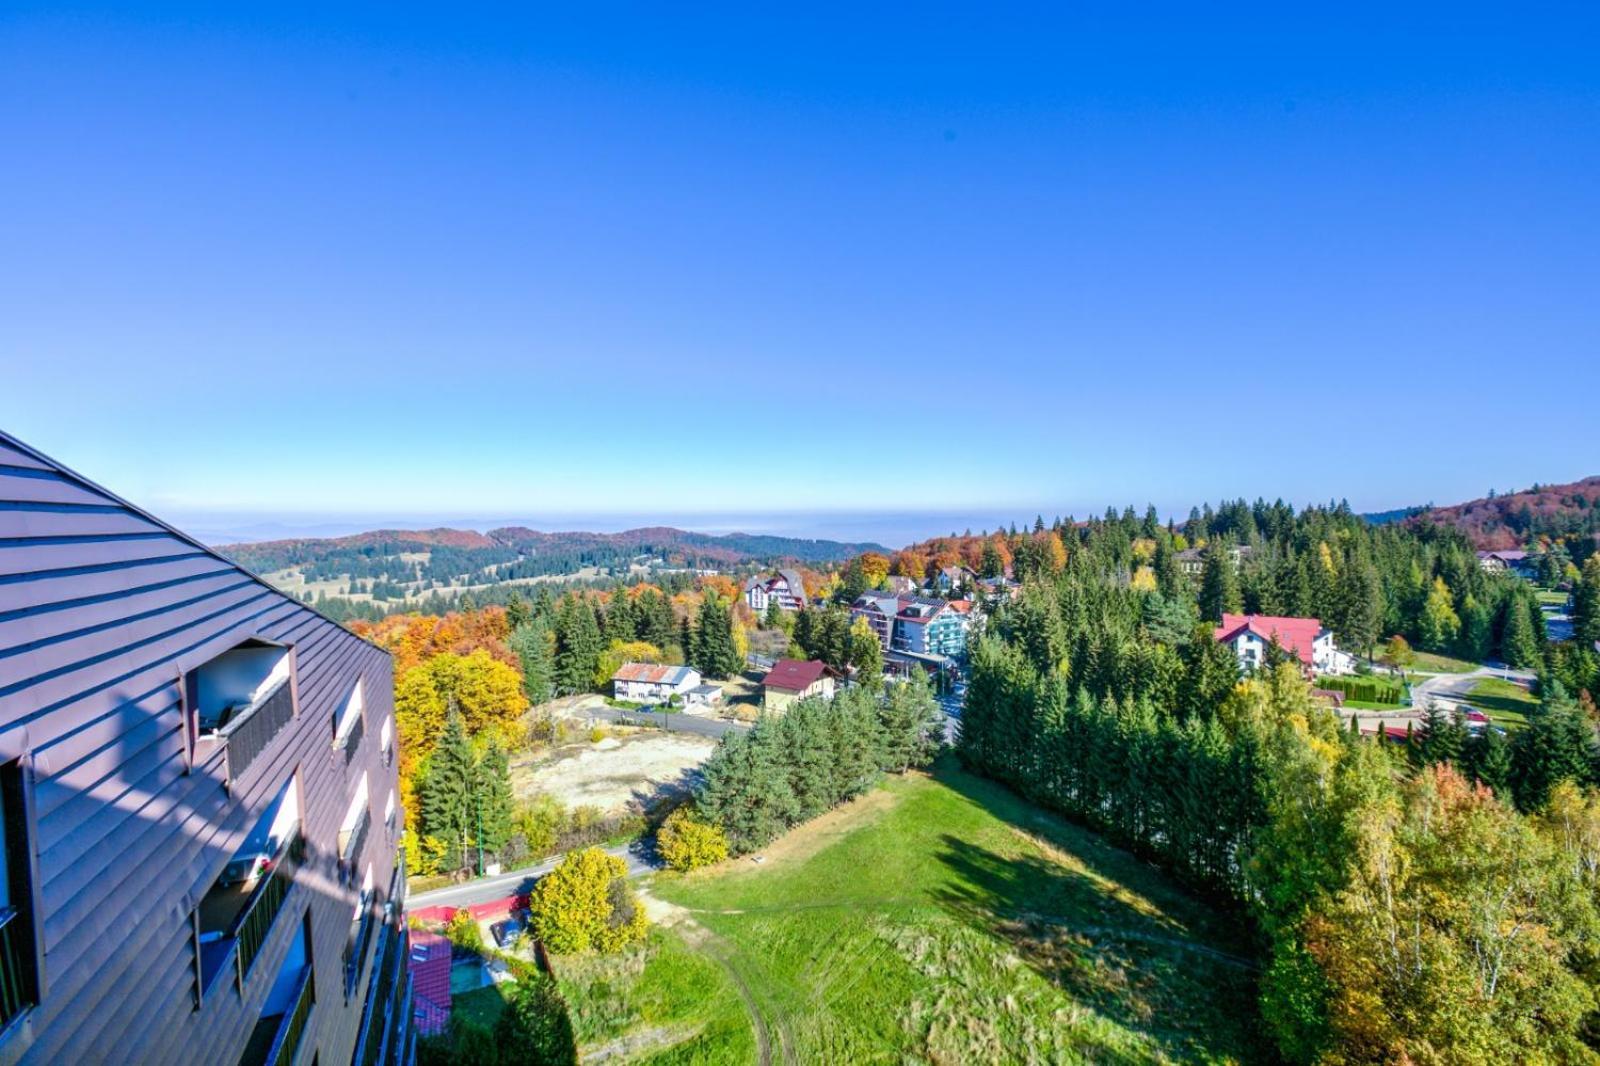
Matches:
[[761, 659, 837, 713], [611, 663, 702, 703], [1476, 550, 1536, 578], [935, 565, 979, 594], [744, 569, 806, 613], [884, 575, 917, 595], [1177, 544, 1254, 580], [1213, 613, 1354, 676]]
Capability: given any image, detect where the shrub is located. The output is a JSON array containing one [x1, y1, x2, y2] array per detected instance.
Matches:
[[494, 972, 578, 1065], [1317, 676, 1405, 705], [445, 908, 484, 953], [528, 847, 648, 954], [589, 725, 608, 743], [657, 808, 730, 872]]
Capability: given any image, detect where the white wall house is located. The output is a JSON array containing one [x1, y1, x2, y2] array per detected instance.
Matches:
[[611, 663, 703, 703], [744, 569, 806, 613], [1213, 613, 1355, 676]]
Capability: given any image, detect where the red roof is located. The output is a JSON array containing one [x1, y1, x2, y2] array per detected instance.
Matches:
[[408, 929, 452, 1036], [763, 658, 830, 693], [613, 662, 695, 684], [1213, 613, 1323, 667]]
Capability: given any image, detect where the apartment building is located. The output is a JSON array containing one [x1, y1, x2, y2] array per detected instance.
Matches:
[[0, 431, 412, 1066]]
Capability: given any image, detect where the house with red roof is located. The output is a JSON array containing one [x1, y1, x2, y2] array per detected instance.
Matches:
[[744, 569, 807, 613], [761, 658, 837, 713], [611, 662, 702, 703], [1213, 613, 1354, 677], [408, 928, 452, 1037]]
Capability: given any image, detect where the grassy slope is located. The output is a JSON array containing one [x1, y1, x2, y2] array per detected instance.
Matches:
[[563, 764, 1262, 1064], [1468, 677, 1539, 728]]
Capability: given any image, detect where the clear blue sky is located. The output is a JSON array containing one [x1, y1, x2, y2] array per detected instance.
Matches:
[[4, 4, 1598, 540]]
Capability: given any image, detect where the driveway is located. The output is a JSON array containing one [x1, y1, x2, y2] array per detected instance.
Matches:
[[1410, 664, 1536, 712], [587, 705, 749, 739]]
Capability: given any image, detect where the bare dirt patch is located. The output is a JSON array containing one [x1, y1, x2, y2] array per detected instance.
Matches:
[[510, 731, 716, 815], [746, 787, 904, 869]]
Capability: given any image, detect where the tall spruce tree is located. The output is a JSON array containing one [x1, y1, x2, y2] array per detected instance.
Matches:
[[509, 618, 555, 705], [476, 739, 516, 855], [421, 710, 476, 865], [693, 595, 742, 679], [554, 596, 603, 694], [1198, 543, 1242, 622]]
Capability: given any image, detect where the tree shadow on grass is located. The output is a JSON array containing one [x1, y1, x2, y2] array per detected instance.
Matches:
[[928, 765, 1271, 1064]]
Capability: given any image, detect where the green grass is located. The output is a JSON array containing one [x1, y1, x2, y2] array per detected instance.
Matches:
[[556, 928, 757, 1064], [563, 764, 1262, 1064], [454, 983, 512, 1030], [1407, 651, 1480, 674], [1467, 677, 1538, 729], [1536, 589, 1569, 607], [1344, 699, 1407, 711]]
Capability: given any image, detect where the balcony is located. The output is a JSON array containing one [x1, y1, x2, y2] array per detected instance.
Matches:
[[344, 902, 376, 1000], [341, 712, 365, 766], [218, 679, 295, 785], [339, 808, 371, 877], [0, 907, 35, 1033], [234, 833, 302, 981], [241, 963, 313, 1066], [199, 781, 301, 998]]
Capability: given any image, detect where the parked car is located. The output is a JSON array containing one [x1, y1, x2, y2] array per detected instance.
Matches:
[[490, 918, 523, 949]]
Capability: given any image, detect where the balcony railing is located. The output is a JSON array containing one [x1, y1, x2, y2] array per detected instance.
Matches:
[[341, 713, 365, 766], [344, 902, 376, 1000], [339, 808, 371, 878], [233, 830, 302, 982], [261, 965, 314, 1066], [222, 680, 295, 784], [0, 907, 36, 1033]]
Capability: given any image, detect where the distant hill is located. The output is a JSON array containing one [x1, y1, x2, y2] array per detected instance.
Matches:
[[221, 524, 884, 589], [1405, 477, 1600, 551]]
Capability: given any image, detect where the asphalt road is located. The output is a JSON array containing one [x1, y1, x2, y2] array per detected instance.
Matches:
[[409, 840, 660, 910]]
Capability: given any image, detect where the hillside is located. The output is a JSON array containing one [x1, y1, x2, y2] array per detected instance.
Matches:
[[219, 524, 885, 609], [1406, 477, 1600, 551]]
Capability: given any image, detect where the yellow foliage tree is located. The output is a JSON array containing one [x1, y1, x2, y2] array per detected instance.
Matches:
[[528, 847, 648, 954], [657, 809, 729, 871], [594, 640, 665, 690]]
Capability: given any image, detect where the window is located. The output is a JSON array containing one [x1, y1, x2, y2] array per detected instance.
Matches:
[[333, 680, 364, 751], [383, 791, 396, 841], [186, 639, 295, 784], [0, 760, 38, 1034]]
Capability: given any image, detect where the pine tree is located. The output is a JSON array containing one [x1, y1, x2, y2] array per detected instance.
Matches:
[[1464, 723, 1513, 795], [1198, 543, 1241, 622], [1574, 555, 1600, 649], [554, 596, 603, 694], [476, 738, 516, 855], [1500, 594, 1542, 669], [421, 710, 476, 865], [509, 618, 556, 705], [693, 595, 742, 679], [604, 592, 636, 644], [1511, 694, 1598, 811]]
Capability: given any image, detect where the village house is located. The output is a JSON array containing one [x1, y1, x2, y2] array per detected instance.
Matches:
[[1177, 543, 1254, 580], [761, 658, 837, 713], [611, 662, 703, 703], [1213, 613, 1354, 676], [744, 568, 807, 612], [1476, 550, 1537, 578], [935, 564, 979, 594]]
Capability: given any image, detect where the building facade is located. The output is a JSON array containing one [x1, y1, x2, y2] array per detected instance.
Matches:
[[849, 595, 974, 659], [0, 431, 411, 1066], [760, 659, 835, 714], [1212, 613, 1354, 677], [743, 569, 806, 613], [610, 663, 702, 703]]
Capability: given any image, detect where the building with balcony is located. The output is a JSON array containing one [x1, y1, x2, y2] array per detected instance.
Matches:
[[0, 430, 412, 1066]]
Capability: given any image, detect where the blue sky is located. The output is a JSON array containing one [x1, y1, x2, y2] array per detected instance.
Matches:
[[4, 5, 1598, 542]]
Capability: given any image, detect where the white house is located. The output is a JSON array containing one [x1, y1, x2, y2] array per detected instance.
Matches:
[[1212, 613, 1354, 676], [744, 568, 806, 613], [611, 663, 702, 703]]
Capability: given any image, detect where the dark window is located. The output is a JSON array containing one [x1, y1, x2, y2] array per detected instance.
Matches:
[[0, 760, 39, 1032]]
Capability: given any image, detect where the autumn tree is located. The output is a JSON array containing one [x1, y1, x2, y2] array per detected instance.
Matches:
[[528, 848, 648, 954], [848, 615, 883, 680], [656, 808, 729, 871], [1417, 576, 1461, 652]]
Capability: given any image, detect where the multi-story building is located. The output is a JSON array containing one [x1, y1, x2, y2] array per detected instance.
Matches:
[[1212, 613, 1354, 677], [743, 569, 806, 613], [849, 594, 974, 659], [0, 430, 412, 1066]]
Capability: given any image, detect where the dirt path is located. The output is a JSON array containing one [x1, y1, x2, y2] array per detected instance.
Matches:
[[640, 890, 794, 1066]]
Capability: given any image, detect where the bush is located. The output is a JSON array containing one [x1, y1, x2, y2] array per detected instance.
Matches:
[[445, 908, 484, 953], [589, 725, 608, 743], [656, 808, 729, 872], [494, 973, 578, 1065], [1317, 675, 1405, 705], [529, 847, 648, 954]]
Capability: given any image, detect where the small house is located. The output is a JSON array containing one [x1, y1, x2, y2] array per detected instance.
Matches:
[[761, 659, 836, 713], [612, 663, 702, 703]]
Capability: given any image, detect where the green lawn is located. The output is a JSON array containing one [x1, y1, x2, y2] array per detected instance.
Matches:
[[560, 764, 1262, 1064], [1344, 699, 1406, 711], [1407, 651, 1480, 674], [1467, 677, 1539, 729], [1536, 589, 1569, 607], [454, 983, 512, 1030]]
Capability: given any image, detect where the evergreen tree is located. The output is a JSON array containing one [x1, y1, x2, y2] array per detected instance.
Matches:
[[476, 738, 516, 855], [506, 593, 531, 630], [1511, 696, 1598, 811], [1463, 723, 1513, 796], [692, 595, 742, 679], [1198, 543, 1242, 622], [1500, 594, 1542, 670], [979, 539, 1005, 579], [421, 710, 476, 864], [509, 618, 555, 705], [1573, 555, 1600, 649], [603, 592, 636, 644], [554, 596, 603, 695]]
